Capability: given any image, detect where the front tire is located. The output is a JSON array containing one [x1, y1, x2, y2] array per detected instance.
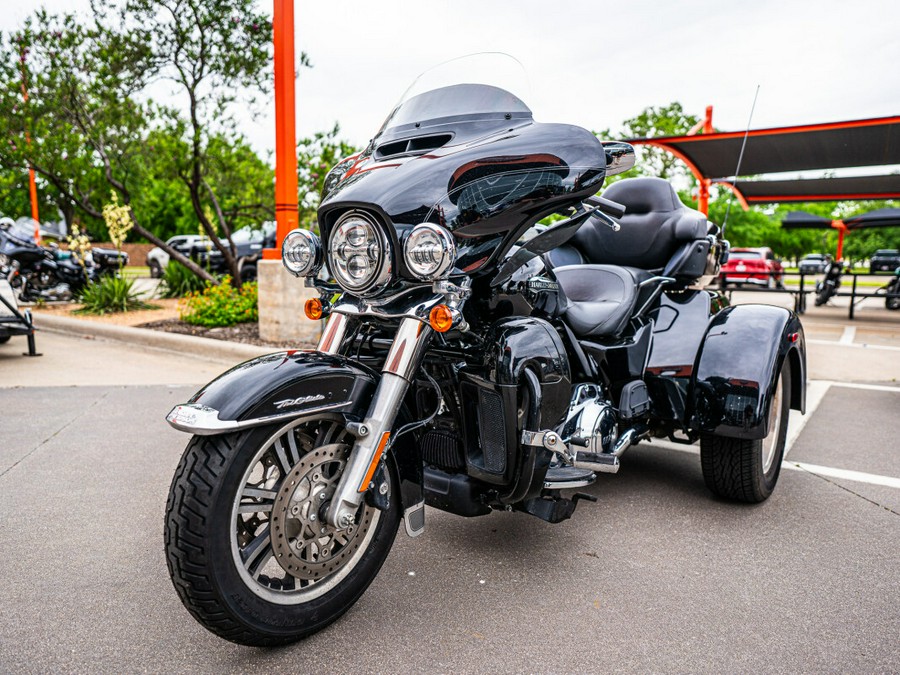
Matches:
[[164, 415, 400, 646], [700, 361, 790, 503]]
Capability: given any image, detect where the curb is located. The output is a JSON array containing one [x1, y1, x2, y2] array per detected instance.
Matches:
[[32, 312, 275, 364]]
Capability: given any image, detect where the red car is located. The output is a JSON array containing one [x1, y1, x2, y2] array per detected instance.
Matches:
[[721, 247, 784, 288]]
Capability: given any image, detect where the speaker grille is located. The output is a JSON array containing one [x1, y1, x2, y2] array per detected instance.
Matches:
[[477, 389, 507, 474]]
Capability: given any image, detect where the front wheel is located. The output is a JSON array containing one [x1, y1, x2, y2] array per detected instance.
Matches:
[[700, 361, 790, 503], [164, 414, 400, 646]]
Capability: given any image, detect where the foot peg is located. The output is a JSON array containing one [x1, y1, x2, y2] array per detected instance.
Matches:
[[403, 501, 425, 537], [523, 424, 649, 476], [543, 465, 596, 489]]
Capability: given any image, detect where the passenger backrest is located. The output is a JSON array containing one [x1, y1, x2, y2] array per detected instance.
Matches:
[[572, 177, 708, 271]]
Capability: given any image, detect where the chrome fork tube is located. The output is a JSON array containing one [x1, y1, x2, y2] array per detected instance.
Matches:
[[326, 317, 433, 528], [317, 312, 349, 353]]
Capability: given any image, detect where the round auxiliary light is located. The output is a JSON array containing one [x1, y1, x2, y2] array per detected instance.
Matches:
[[304, 298, 324, 320], [281, 229, 323, 277], [327, 212, 392, 295], [429, 304, 454, 333], [403, 223, 456, 280]]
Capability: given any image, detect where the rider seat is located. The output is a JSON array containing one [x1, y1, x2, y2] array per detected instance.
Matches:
[[549, 177, 711, 339]]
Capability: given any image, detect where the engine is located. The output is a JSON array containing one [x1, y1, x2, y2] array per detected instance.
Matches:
[[558, 384, 618, 455]]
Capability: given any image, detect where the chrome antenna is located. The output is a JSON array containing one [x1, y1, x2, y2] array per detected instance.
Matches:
[[721, 85, 760, 238]]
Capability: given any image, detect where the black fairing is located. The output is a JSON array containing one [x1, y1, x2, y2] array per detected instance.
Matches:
[[690, 304, 806, 439], [484, 316, 572, 427], [318, 116, 607, 277]]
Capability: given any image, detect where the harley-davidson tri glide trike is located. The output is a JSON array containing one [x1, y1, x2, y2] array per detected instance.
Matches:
[[164, 55, 806, 645]]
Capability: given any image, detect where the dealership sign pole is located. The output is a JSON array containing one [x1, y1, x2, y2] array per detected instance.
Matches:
[[265, 0, 299, 261]]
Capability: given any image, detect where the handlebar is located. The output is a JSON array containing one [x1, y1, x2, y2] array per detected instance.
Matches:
[[585, 195, 626, 219]]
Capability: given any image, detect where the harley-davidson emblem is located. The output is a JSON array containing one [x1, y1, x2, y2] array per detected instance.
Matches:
[[272, 394, 326, 410]]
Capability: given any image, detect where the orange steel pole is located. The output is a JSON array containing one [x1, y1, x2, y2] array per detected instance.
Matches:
[[832, 220, 846, 259], [264, 0, 299, 260], [697, 106, 713, 215], [684, 106, 714, 215], [20, 47, 41, 244]]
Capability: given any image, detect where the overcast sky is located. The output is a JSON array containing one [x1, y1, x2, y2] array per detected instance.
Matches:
[[4, 0, 900, 170]]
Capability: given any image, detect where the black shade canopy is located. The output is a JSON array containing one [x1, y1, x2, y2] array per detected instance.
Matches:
[[723, 174, 900, 204], [631, 116, 900, 180], [782, 208, 900, 230]]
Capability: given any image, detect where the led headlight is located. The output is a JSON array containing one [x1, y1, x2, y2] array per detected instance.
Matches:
[[403, 223, 456, 280], [327, 211, 392, 294], [281, 229, 323, 277]]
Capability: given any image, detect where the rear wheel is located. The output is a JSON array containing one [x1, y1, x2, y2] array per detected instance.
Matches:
[[700, 361, 790, 503], [164, 414, 400, 646], [149, 260, 163, 278]]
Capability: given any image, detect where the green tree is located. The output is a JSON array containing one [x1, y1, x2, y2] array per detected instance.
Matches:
[[296, 124, 358, 230], [111, 0, 295, 283], [0, 11, 214, 280], [601, 102, 701, 182]]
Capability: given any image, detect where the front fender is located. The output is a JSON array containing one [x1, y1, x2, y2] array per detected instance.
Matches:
[[166, 350, 425, 511], [166, 351, 378, 435], [689, 304, 806, 439]]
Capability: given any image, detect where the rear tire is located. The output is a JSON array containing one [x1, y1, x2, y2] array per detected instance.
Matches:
[[700, 361, 790, 503], [0, 335, 10, 344], [149, 260, 163, 279], [164, 417, 400, 646]]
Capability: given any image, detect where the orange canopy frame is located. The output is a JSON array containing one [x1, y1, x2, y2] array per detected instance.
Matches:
[[629, 111, 900, 218]]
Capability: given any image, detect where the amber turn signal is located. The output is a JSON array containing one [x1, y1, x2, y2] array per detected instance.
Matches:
[[429, 304, 454, 332], [304, 298, 324, 320]]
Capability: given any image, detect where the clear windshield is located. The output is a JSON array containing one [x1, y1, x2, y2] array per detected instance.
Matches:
[[373, 53, 533, 142]]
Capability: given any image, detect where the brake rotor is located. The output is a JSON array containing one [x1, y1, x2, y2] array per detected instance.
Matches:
[[270, 442, 376, 581]]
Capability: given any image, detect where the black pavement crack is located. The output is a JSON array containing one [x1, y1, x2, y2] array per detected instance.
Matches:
[[790, 463, 900, 517], [0, 389, 113, 479]]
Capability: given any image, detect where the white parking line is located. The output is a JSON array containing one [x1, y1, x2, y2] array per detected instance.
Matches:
[[839, 326, 857, 344], [641, 378, 900, 490], [781, 461, 900, 489], [645, 441, 900, 490], [826, 381, 900, 393], [807, 338, 900, 352]]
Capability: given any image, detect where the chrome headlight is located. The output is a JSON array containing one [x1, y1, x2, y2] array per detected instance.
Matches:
[[403, 223, 456, 280], [327, 211, 392, 295], [281, 229, 323, 277]]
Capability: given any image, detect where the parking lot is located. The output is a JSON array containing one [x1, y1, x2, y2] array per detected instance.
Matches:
[[1, 309, 898, 673]]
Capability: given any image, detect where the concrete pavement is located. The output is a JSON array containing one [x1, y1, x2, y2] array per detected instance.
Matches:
[[0, 314, 898, 672]]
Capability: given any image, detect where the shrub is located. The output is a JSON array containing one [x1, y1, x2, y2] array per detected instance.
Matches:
[[159, 261, 209, 298], [179, 276, 258, 327], [75, 276, 157, 315]]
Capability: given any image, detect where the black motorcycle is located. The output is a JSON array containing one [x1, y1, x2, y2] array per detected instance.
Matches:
[[0, 218, 127, 301], [814, 259, 843, 306], [164, 55, 807, 646], [881, 267, 900, 310]]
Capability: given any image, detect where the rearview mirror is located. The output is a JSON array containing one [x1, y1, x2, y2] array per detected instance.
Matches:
[[602, 141, 636, 176]]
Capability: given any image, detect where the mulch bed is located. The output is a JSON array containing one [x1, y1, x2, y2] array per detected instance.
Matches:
[[138, 319, 315, 350]]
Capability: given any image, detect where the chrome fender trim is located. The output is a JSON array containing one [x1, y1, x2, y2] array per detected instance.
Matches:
[[166, 401, 348, 436]]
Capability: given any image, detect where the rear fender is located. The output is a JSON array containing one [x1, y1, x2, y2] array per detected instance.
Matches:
[[689, 304, 806, 439]]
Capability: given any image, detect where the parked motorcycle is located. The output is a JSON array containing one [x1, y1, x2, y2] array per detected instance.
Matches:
[[882, 267, 900, 310], [814, 259, 844, 306], [164, 55, 807, 646], [0, 218, 127, 301]]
